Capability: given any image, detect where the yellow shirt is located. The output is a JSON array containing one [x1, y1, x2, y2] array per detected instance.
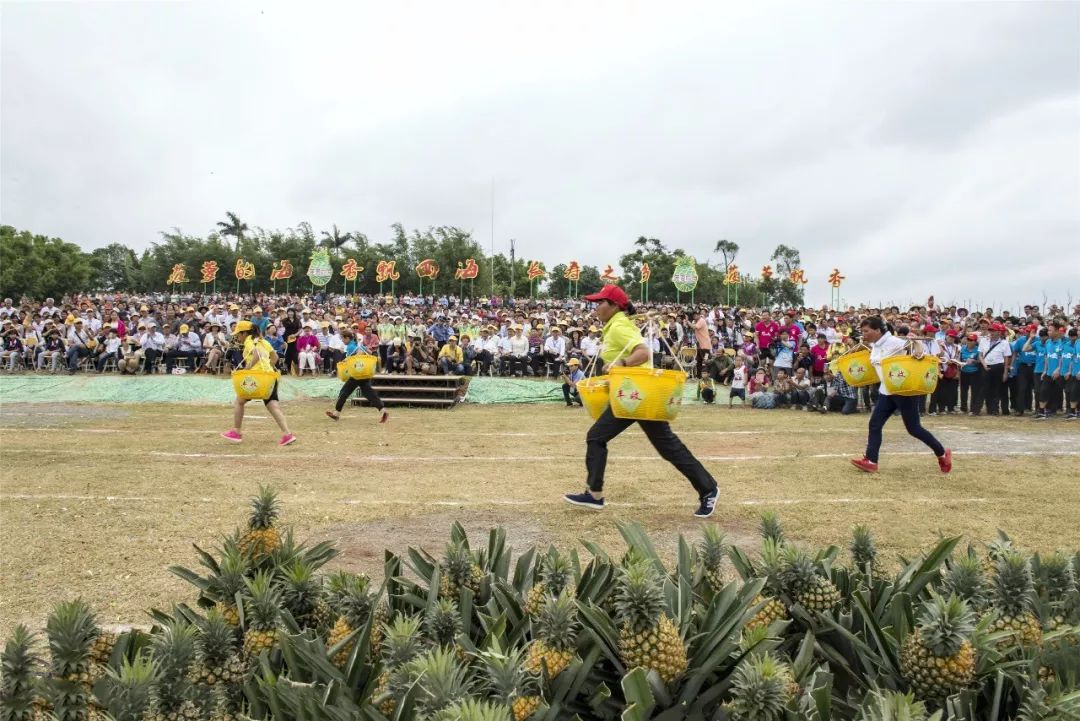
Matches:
[[243, 337, 275, 372], [438, 344, 463, 364], [600, 312, 652, 368]]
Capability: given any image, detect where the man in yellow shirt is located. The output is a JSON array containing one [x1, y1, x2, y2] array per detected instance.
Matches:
[[437, 335, 465, 375], [564, 285, 719, 518]]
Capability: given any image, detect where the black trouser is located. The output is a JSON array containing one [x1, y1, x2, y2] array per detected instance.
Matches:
[[1015, 364, 1036, 413], [860, 385, 878, 411], [335, 377, 384, 413], [984, 364, 1006, 415], [695, 348, 708, 378], [143, 348, 161, 374], [562, 383, 582, 406], [585, 407, 717, 498], [865, 394, 945, 464], [960, 370, 983, 413], [473, 350, 493, 376], [1040, 375, 1065, 412], [1067, 377, 1080, 407], [165, 350, 200, 373], [929, 377, 958, 413], [322, 349, 344, 373]]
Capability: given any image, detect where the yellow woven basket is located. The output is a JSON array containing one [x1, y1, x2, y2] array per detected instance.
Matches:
[[880, 354, 939, 397], [336, 353, 378, 381], [829, 346, 879, 387], [608, 367, 687, 422], [576, 376, 610, 420], [231, 369, 280, 400]]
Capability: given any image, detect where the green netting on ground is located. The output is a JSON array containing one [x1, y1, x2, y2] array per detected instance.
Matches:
[[0, 375, 723, 406]]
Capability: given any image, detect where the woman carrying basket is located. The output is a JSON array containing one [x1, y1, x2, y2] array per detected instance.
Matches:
[[563, 285, 719, 518], [325, 329, 388, 423], [850, 316, 950, 473], [221, 321, 296, 447]]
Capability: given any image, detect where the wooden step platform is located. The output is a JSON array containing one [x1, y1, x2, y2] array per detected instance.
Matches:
[[351, 374, 467, 409]]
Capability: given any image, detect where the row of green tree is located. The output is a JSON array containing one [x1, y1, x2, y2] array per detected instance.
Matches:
[[0, 215, 805, 306]]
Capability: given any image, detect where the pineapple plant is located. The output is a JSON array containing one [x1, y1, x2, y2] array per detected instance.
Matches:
[[94, 654, 156, 721], [429, 698, 511, 721], [524, 591, 578, 681], [612, 561, 687, 685], [399, 647, 471, 719], [143, 621, 198, 721], [523, 550, 575, 616], [780, 547, 840, 614], [726, 652, 794, 721], [477, 642, 541, 721], [857, 690, 939, 721], [426, 598, 464, 651], [900, 595, 977, 699], [698, 526, 729, 593], [850, 525, 878, 579], [438, 541, 485, 600], [237, 485, 282, 560], [759, 510, 785, 545], [746, 539, 788, 631], [312, 570, 349, 635], [43, 600, 101, 721], [208, 545, 249, 628], [1034, 551, 1078, 642], [373, 616, 427, 718], [88, 631, 116, 669], [987, 551, 1042, 649], [326, 574, 374, 667], [240, 572, 282, 659], [941, 550, 988, 611], [1, 625, 45, 721], [369, 601, 391, 651], [188, 611, 245, 694], [277, 559, 322, 631]]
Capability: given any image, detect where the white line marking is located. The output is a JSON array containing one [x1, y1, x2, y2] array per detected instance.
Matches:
[[0, 493, 991, 507]]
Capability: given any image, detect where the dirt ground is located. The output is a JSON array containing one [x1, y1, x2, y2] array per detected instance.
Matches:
[[1, 400, 1077, 636]]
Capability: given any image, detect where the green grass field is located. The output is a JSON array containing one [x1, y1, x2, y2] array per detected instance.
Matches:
[[1, 400, 1077, 635]]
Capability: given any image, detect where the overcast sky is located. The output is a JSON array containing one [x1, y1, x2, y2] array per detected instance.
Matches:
[[2, 1, 1078, 308]]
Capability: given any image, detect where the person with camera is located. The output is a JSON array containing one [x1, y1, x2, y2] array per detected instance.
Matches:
[[563, 285, 719, 519]]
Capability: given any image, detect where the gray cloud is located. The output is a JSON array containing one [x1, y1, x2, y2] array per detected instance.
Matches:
[[2, 1, 1077, 308]]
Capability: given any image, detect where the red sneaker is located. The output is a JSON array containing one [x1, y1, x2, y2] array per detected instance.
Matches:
[[938, 448, 952, 474], [220, 430, 242, 443], [279, 433, 297, 447], [850, 457, 879, 473], [379, 410, 389, 424]]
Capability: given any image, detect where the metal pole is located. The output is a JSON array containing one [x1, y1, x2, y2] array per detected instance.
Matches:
[[490, 178, 495, 297], [509, 239, 516, 298]]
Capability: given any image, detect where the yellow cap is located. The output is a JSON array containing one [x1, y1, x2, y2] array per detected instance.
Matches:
[[234, 320, 254, 334], [179, 324, 189, 333]]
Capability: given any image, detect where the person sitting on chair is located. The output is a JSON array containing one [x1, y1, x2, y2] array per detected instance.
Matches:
[[561, 358, 585, 407], [385, 337, 408, 373], [438, 335, 465, 375]]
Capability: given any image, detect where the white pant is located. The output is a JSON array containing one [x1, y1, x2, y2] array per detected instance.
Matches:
[[299, 350, 318, 371]]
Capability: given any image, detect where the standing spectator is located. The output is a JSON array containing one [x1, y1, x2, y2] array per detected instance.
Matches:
[[1012, 325, 1039, 415], [729, 356, 748, 407], [754, 312, 779, 362], [959, 333, 984, 415], [981, 322, 1012, 416], [929, 330, 961, 415], [772, 330, 795, 379], [693, 310, 711, 379], [1035, 322, 1066, 419], [282, 308, 301, 376], [809, 335, 829, 383], [1065, 327, 1079, 420]]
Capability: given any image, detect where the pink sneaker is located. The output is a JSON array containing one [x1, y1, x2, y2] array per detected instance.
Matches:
[[220, 430, 242, 443], [279, 433, 297, 447]]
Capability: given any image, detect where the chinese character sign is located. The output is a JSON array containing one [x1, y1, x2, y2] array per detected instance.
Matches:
[[563, 261, 581, 281], [640, 262, 651, 283], [526, 261, 545, 281], [761, 265, 774, 280], [200, 261, 219, 284], [166, 264, 188, 285], [415, 259, 440, 280], [788, 269, 808, 284], [234, 258, 255, 280], [270, 259, 294, 281], [375, 260, 400, 283], [340, 259, 363, 282], [454, 258, 479, 280], [600, 265, 619, 283], [828, 268, 846, 288], [723, 264, 740, 285]]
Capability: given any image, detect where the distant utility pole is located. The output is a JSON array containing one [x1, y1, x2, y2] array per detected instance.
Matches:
[[509, 239, 516, 298], [490, 178, 495, 297]]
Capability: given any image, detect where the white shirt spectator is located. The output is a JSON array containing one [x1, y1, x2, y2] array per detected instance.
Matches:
[[731, 366, 747, 390], [139, 330, 165, 351], [983, 338, 1012, 365], [496, 335, 514, 355], [544, 334, 567, 359], [581, 335, 600, 358], [67, 327, 90, 348], [509, 335, 528, 356], [328, 332, 345, 351], [474, 335, 498, 354], [104, 337, 122, 354], [177, 332, 201, 352]]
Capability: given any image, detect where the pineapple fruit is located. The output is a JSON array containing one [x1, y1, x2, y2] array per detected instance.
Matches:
[[612, 561, 687, 685], [143, 620, 199, 721], [326, 574, 374, 667], [240, 572, 282, 659], [373, 615, 426, 718], [430, 698, 512, 721], [237, 485, 282, 560], [759, 511, 785, 545], [1034, 551, 1078, 646], [857, 690, 936, 721], [95, 654, 156, 721], [477, 641, 541, 721], [524, 591, 578, 681], [698, 526, 729, 593], [747, 539, 789, 631], [426, 598, 464, 651], [438, 541, 485, 600], [900, 594, 976, 699], [400, 647, 470, 719], [524, 550, 575, 616], [43, 599, 101, 721], [188, 611, 245, 693], [1, 625, 45, 721], [941, 550, 988, 611], [209, 545, 249, 628], [987, 551, 1042, 649], [277, 558, 322, 631], [780, 547, 840, 614], [727, 652, 794, 721]]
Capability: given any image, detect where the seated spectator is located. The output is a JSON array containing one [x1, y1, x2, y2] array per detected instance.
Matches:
[[708, 350, 734, 385], [472, 327, 497, 376], [165, 323, 203, 373], [139, 324, 166, 374], [385, 337, 407, 373], [809, 334, 830, 382], [699, 377, 716, 404], [297, 323, 320, 375], [65, 319, 92, 373], [438, 335, 465, 375], [264, 324, 286, 364], [408, 334, 437, 375], [94, 328, 122, 372], [1, 328, 23, 371], [322, 323, 345, 374], [526, 328, 544, 376], [118, 331, 140, 374], [790, 367, 812, 408], [749, 368, 776, 408], [37, 328, 65, 372], [811, 368, 857, 414], [202, 322, 229, 373], [542, 326, 568, 375], [560, 358, 585, 407]]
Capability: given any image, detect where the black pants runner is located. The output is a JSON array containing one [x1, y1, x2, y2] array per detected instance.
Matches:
[[335, 377, 384, 413], [864, 394, 945, 464], [585, 407, 717, 498]]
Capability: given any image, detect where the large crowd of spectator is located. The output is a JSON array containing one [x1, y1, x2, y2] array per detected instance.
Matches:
[[1, 292, 1077, 420]]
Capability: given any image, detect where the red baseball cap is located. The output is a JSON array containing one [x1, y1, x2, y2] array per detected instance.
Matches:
[[990, 322, 1006, 332], [584, 284, 630, 310], [922, 324, 938, 334], [966, 333, 978, 341], [946, 329, 959, 338]]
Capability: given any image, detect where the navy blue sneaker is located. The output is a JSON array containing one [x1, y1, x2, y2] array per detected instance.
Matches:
[[694, 489, 719, 518], [564, 490, 605, 510]]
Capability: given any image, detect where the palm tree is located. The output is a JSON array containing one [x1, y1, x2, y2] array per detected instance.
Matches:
[[714, 239, 739, 272], [320, 224, 354, 249], [217, 212, 249, 253]]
